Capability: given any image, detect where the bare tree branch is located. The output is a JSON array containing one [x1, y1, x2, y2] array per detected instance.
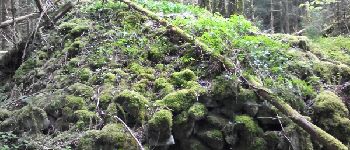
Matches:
[[0, 13, 38, 28]]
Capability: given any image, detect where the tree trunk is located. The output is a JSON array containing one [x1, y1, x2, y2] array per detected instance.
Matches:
[[1, 0, 8, 51], [270, 0, 274, 33], [285, 0, 290, 33]]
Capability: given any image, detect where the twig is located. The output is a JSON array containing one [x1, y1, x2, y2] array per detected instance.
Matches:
[[114, 116, 144, 150], [276, 114, 295, 150]]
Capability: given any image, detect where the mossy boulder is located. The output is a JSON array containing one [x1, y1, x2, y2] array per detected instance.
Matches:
[[68, 83, 94, 98], [234, 115, 263, 136], [78, 123, 138, 150], [58, 18, 90, 38], [211, 74, 239, 100], [0, 108, 10, 121], [197, 129, 224, 150], [77, 68, 92, 82], [313, 91, 348, 117], [155, 77, 175, 98], [170, 69, 197, 87], [0, 106, 49, 133], [313, 91, 350, 144], [114, 90, 149, 124], [65, 95, 86, 110], [99, 84, 115, 108], [156, 89, 197, 113], [180, 138, 210, 150], [103, 72, 117, 84], [188, 102, 207, 120], [148, 109, 174, 146], [74, 110, 98, 130], [65, 39, 87, 58], [173, 111, 195, 139]]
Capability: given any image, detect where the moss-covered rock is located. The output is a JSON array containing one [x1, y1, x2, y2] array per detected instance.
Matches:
[[211, 74, 239, 100], [65, 95, 86, 110], [99, 84, 115, 108], [313, 91, 350, 144], [103, 72, 116, 84], [68, 83, 94, 98], [77, 68, 92, 82], [180, 138, 210, 150], [0, 108, 10, 121], [156, 89, 197, 113], [197, 129, 224, 150], [313, 91, 348, 117], [155, 77, 175, 97], [0, 106, 49, 133], [188, 102, 207, 120], [58, 18, 90, 38], [148, 109, 174, 145], [235, 115, 262, 135], [171, 69, 197, 87], [78, 123, 138, 150], [74, 110, 98, 130], [114, 90, 149, 124], [173, 111, 195, 139]]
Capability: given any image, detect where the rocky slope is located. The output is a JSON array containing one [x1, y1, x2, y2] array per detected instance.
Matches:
[[0, 0, 350, 149]]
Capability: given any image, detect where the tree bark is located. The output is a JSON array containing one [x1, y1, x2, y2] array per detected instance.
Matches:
[[1, 0, 7, 50], [270, 0, 274, 33], [0, 13, 38, 28], [285, 0, 290, 33], [117, 0, 348, 149]]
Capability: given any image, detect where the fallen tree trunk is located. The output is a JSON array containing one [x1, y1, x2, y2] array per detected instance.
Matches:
[[118, 0, 348, 149], [0, 13, 39, 29], [52, 1, 74, 23]]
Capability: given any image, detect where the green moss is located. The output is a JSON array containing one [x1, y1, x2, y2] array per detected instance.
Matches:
[[70, 25, 89, 37], [65, 95, 85, 110], [149, 109, 173, 128], [0, 109, 10, 121], [0, 106, 48, 133], [211, 74, 239, 99], [235, 115, 262, 135], [312, 61, 336, 83], [59, 22, 77, 34], [99, 84, 115, 106], [114, 90, 149, 123], [78, 123, 137, 149], [313, 91, 348, 117], [188, 103, 207, 120], [155, 77, 175, 97], [59, 18, 90, 37], [103, 72, 116, 84], [132, 79, 150, 93], [129, 63, 155, 75], [14, 57, 41, 80], [250, 137, 267, 150], [184, 81, 205, 94], [313, 91, 350, 144], [197, 129, 224, 150], [74, 110, 98, 130], [238, 88, 258, 102], [174, 111, 189, 125], [310, 37, 350, 65], [77, 68, 92, 82], [156, 89, 197, 112], [65, 40, 86, 58], [171, 69, 197, 87], [68, 83, 94, 98]]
